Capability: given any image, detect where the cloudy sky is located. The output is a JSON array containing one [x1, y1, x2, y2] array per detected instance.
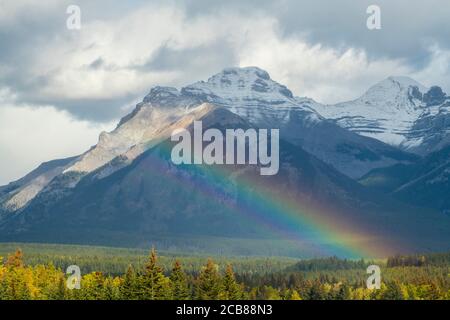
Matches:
[[1, 0, 450, 184]]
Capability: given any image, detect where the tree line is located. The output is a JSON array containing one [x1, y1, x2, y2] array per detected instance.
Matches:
[[1, 248, 449, 300]]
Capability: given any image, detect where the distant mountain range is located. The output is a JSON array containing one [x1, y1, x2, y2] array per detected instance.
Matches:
[[310, 76, 450, 154], [1, 67, 449, 258]]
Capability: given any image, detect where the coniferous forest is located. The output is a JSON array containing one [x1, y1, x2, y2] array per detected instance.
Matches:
[[0, 244, 449, 300]]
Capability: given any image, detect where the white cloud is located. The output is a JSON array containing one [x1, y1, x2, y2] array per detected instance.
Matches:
[[1, 1, 450, 185], [31, 4, 217, 100], [27, 2, 445, 105], [0, 99, 114, 185], [237, 29, 414, 103], [0, 0, 61, 26]]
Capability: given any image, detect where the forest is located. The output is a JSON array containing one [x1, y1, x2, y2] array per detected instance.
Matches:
[[0, 243, 449, 300]]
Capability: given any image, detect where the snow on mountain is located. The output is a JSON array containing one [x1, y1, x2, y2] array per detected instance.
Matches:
[[64, 103, 186, 174], [65, 67, 323, 176], [181, 66, 322, 126], [309, 76, 450, 153], [64, 67, 417, 182], [0, 67, 325, 215], [91, 103, 218, 180], [0, 67, 429, 214]]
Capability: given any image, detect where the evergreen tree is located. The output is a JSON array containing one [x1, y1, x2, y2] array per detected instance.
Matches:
[[120, 265, 138, 300], [195, 259, 222, 300], [142, 248, 169, 300], [169, 260, 190, 300], [220, 264, 243, 300]]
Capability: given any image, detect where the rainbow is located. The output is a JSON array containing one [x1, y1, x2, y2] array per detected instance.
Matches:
[[138, 142, 399, 258]]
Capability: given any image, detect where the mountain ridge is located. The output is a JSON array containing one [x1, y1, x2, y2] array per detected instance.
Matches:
[[2, 106, 449, 257], [1, 67, 450, 257], [0, 68, 432, 213], [310, 76, 450, 153]]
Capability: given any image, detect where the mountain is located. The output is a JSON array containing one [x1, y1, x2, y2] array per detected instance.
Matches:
[[1, 105, 449, 257], [131, 67, 417, 179], [1, 67, 450, 257], [310, 76, 450, 154], [360, 145, 450, 216], [0, 156, 78, 213], [0, 68, 417, 216], [180, 68, 419, 179]]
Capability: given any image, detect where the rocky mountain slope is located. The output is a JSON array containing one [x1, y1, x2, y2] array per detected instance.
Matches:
[[166, 67, 418, 178], [2, 106, 449, 257], [1, 67, 450, 257], [310, 77, 450, 154], [0, 68, 418, 217]]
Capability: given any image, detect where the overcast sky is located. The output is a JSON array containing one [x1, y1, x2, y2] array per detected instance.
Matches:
[[1, 0, 450, 184]]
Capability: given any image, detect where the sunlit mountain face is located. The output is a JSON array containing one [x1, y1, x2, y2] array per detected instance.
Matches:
[[1, 68, 450, 258]]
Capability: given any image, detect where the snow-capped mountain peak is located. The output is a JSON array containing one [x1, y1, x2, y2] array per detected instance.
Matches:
[[359, 76, 428, 107], [183, 66, 294, 101], [3, 68, 440, 215], [179, 67, 322, 126], [310, 76, 450, 152], [63, 67, 324, 176]]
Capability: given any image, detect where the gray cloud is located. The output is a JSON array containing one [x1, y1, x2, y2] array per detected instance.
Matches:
[[183, 0, 450, 66], [0, 0, 449, 122], [141, 42, 237, 73]]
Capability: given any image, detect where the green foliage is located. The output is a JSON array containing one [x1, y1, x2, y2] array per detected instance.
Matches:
[[142, 248, 170, 300], [0, 242, 296, 276], [195, 259, 222, 300], [0, 245, 449, 300], [387, 252, 450, 267], [220, 265, 244, 300], [169, 261, 190, 300], [120, 265, 139, 300], [287, 256, 369, 272]]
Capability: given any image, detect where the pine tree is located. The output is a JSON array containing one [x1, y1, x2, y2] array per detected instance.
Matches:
[[142, 248, 169, 300], [220, 264, 243, 300], [195, 259, 222, 300], [120, 265, 138, 300], [169, 260, 190, 300]]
